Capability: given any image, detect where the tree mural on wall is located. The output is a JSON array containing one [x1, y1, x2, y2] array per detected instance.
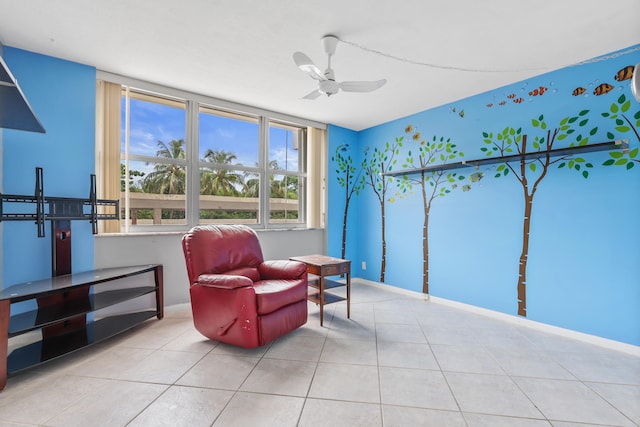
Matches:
[[481, 111, 598, 316], [332, 144, 365, 260], [396, 126, 466, 294], [362, 138, 402, 282], [601, 94, 640, 169]]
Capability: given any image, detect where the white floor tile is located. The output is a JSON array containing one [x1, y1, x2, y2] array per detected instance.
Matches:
[[379, 366, 458, 410], [586, 382, 640, 425], [515, 377, 636, 426], [1, 281, 636, 427], [240, 358, 316, 396], [445, 372, 543, 418], [300, 399, 382, 427], [377, 341, 439, 370], [128, 385, 233, 427], [320, 337, 378, 365], [382, 405, 466, 427], [43, 379, 168, 427], [176, 353, 260, 389], [432, 344, 506, 375], [213, 392, 304, 427], [308, 363, 380, 403], [463, 413, 551, 426]]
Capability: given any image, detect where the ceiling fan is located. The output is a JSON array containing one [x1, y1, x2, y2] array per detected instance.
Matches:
[[293, 35, 387, 100]]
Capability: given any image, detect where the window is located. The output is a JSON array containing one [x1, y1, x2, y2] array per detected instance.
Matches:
[[268, 121, 306, 224], [198, 107, 260, 224], [97, 75, 324, 233], [121, 89, 187, 230]]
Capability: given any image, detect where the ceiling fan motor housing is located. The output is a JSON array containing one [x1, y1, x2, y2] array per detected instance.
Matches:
[[319, 79, 339, 96]]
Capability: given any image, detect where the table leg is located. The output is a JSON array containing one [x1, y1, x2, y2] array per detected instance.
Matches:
[[319, 275, 325, 326], [154, 265, 164, 320], [346, 270, 351, 319], [0, 300, 9, 390]]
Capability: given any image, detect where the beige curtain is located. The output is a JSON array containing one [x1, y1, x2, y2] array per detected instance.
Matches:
[[95, 80, 121, 233], [306, 127, 326, 228]]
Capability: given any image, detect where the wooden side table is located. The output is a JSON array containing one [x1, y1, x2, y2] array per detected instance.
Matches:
[[290, 255, 350, 326]]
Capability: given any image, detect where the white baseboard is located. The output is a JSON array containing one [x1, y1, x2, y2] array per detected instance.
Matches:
[[353, 278, 640, 357]]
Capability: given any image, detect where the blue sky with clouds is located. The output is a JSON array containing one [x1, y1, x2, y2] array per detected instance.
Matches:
[[121, 98, 300, 179]]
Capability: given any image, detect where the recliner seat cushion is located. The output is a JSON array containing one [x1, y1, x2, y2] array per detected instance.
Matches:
[[253, 279, 308, 314]]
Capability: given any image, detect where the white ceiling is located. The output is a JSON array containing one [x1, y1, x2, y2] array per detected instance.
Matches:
[[1, 0, 639, 130]]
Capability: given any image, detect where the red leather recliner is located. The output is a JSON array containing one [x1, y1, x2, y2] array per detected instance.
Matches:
[[181, 225, 308, 348]]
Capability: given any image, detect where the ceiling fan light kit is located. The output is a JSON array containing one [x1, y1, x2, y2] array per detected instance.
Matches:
[[294, 34, 387, 99]]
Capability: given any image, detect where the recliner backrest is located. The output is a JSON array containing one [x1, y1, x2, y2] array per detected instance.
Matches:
[[182, 225, 264, 285]]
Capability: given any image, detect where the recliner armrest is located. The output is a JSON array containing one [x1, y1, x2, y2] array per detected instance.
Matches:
[[259, 260, 307, 280], [196, 274, 253, 289]]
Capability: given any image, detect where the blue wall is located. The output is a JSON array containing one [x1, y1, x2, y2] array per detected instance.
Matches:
[[2, 47, 96, 286], [328, 45, 640, 345]]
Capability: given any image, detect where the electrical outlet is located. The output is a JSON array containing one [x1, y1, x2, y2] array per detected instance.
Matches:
[[361, 261, 366, 270]]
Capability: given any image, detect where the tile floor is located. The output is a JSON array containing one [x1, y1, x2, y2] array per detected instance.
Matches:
[[0, 281, 638, 427]]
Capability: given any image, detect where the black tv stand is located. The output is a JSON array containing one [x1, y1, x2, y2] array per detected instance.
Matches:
[[0, 264, 164, 390], [0, 168, 163, 390]]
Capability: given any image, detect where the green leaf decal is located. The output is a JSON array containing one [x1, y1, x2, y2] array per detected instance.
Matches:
[[589, 127, 598, 136], [629, 147, 638, 158], [607, 131, 615, 139], [603, 159, 615, 166], [621, 100, 631, 113], [582, 171, 589, 179], [615, 158, 627, 165], [627, 162, 635, 170], [579, 110, 589, 116], [615, 126, 631, 132]]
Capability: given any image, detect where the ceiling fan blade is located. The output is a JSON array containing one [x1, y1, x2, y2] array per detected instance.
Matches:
[[302, 89, 322, 100], [293, 52, 326, 81], [339, 79, 387, 93]]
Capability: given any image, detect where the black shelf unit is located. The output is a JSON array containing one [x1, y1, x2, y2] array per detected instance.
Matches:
[[0, 264, 164, 388], [7, 310, 159, 373], [8, 286, 158, 336]]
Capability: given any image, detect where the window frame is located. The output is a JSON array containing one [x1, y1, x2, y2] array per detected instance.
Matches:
[[97, 71, 325, 233]]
